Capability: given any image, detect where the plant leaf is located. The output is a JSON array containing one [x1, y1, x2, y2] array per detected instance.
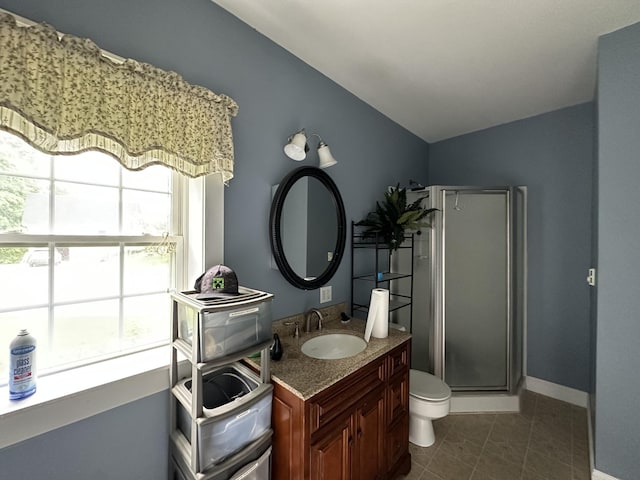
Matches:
[[357, 186, 439, 250], [397, 209, 423, 225]]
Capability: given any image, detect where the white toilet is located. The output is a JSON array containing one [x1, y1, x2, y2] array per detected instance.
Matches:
[[409, 369, 451, 447]]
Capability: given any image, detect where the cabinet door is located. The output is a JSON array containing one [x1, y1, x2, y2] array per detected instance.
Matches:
[[386, 414, 409, 474], [354, 387, 385, 480], [310, 416, 352, 480], [387, 369, 409, 426]]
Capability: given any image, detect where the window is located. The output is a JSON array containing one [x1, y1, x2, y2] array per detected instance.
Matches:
[[0, 130, 185, 383]]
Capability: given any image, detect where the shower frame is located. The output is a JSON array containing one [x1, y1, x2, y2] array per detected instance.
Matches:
[[412, 185, 526, 395]]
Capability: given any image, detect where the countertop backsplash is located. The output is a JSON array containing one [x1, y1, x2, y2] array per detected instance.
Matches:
[[271, 302, 349, 338]]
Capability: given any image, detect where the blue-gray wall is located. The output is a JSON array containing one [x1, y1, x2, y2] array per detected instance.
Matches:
[[595, 21, 640, 479], [429, 103, 595, 392], [0, 0, 427, 476], [0, 0, 429, 322], [0, 392, 168, 479]]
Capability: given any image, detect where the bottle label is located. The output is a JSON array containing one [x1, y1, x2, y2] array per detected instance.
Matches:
[[9, 345, 36, 399], [11, 345, 35, 355]]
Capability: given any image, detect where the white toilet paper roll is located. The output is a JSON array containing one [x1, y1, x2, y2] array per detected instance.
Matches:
[[364, 288, 389, 341]]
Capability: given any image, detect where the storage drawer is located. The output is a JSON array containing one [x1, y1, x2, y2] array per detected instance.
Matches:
[[173, 289, 273, 362], [175, 363, 273, 471], [172, 429, 272, 480], [386, 415, 409, 471], [387, 342, 409, 379]]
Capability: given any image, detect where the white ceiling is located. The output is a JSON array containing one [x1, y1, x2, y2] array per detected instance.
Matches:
[[211, 0, 640, 142]]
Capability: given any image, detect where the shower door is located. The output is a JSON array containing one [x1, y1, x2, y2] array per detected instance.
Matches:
[[405, 185, 524, 393], [440, 188, 511, 390]]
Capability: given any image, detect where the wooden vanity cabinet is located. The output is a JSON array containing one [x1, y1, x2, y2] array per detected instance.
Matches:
[[272, 340, 411, 480]]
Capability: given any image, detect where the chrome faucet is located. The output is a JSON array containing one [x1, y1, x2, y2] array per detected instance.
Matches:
[[304, 308, 324, 333]]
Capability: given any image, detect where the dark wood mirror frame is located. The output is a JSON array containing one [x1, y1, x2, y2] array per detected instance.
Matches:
[[269, 166, 346, 290]]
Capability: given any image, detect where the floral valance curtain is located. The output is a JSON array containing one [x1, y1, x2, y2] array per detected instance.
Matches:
[[0, 12, 238, 181]]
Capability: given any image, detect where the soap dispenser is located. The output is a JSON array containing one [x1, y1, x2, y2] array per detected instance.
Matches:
[[270, 333, 283, 361]]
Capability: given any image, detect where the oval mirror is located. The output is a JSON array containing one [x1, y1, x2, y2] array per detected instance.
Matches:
[[270, 166, 346, 290]]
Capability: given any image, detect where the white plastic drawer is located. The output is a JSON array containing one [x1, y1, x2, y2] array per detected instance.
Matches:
[[174, 290, 273, 362], [171, 429, 272, 480], [175, 364, 273, 471]]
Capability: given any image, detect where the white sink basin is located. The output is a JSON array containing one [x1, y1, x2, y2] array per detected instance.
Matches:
[[301, 333, 368, 360]]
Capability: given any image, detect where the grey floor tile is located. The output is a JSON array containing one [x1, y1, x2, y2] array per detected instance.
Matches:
[[469, 470, 495, 480], [446, 414, 496, 446], [474, 451, 523, 480], [421, 470, 447, 480], [406, 391, 589, 480], [528, 434, 572, 465], [521, 469, 547, 480], [438, 437, 484, 466], [535, 396, 573, 417], [572, 465, 591, 480], [572, 449, 590, 472], [426, 450, 475, 480], [489, 414, 532, 443], [483, 438, 529, 466], [524, 449, 573, 479], [433, 416, 455, 438], [410, 442, 439, 468], [397, 461, 427, 480], [520, 390, 538, 418]]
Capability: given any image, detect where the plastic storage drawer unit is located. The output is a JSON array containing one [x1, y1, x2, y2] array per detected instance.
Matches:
[[172, 430, 272, 480], [172, 430, 273, 480], [174, 363, 273, 471], [173, 288, 273, 362]]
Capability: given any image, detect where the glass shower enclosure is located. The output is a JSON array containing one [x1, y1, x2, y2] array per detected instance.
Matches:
[[393, 186, 526, 394]]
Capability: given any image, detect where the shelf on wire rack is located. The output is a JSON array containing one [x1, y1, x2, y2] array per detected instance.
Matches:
[[352, 271, 412, 282], [352, 297, 411, 313]]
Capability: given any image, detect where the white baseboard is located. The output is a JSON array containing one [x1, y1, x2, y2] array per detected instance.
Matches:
[[588, 405, 621, 480], [592, 470, 621, 480], [584, 397, 619, 480], [524, 376, 588, 407], [587, 398, 595, 475]]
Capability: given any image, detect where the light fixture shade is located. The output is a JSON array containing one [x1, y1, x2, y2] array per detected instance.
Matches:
[[284, 130, 308, 161], [317, 142, 337, 169]]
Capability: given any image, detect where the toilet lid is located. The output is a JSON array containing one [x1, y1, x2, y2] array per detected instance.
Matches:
[[410, 369, 451, 401]]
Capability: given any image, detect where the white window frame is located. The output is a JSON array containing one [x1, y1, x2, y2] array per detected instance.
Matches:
[[0, 154, 183, 370], [0, 164, 223, 451]]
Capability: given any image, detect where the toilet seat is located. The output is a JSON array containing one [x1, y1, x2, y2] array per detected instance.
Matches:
[[410, 369, 451, 402]]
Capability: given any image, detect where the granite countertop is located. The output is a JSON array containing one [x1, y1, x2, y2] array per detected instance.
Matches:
[[246, 311, 411, 400]]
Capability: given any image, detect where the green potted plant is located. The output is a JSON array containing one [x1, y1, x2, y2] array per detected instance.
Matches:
[[356, 184, 437, 251]]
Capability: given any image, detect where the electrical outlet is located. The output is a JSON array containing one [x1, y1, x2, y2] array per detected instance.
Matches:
[[320, 286, 332, 303], [587, 268, 596, 286]]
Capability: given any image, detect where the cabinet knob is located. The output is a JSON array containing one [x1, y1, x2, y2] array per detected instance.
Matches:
[[357, 428, 362, 439]]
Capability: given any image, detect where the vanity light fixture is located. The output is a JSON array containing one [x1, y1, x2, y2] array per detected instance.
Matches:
[[284, 129, 337, 169]]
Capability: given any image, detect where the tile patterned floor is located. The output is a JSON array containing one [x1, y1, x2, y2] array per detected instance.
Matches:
[[399, 391, 590, 480]]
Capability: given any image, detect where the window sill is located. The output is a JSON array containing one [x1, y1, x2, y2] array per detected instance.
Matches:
[[0, 346, 174, 449]]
